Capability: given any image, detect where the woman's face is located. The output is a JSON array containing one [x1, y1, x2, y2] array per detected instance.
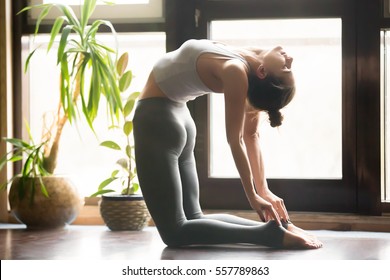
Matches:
[[262, 46, 294, 84]]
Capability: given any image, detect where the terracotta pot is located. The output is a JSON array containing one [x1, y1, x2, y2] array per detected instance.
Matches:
[[99, 194, 150, 231], [9, 175, 83, 229]]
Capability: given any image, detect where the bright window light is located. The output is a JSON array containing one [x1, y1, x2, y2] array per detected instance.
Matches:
[[25, 32, 166, 197], [29, 0, 163, 23], [43, 0, 149, 4], [209, 18, 342, 179]]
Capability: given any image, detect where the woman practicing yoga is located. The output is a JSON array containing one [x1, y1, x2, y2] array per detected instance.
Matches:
[[133, 39, 322, 249]]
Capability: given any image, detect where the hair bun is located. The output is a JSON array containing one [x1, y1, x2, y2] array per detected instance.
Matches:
[[268, 110, 283, 128]]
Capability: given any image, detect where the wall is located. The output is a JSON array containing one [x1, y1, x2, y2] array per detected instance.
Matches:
[[0, 0, 13, 222]]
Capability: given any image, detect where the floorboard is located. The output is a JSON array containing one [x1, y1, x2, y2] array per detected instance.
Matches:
[[1, 224, 390, 260]]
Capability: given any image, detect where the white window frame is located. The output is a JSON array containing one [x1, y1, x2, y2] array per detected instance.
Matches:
[[381, 29, 390, 202]]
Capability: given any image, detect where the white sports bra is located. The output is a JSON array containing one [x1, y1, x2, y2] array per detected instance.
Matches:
[[152, 39, 249, 103]]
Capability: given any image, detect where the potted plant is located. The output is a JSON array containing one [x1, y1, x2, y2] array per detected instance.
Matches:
[[90, 52, 150, 231], [0, 0, 123, 228]]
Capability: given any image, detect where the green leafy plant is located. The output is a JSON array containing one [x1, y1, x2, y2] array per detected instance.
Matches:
[[0, 123, 50, 201], [0, 0, 123, 199], [19, 0, 122, 174], [91, 52, 140, 197]]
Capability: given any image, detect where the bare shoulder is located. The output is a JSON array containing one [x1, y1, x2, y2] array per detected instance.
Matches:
[[222, 59, 248, 75], [221, 59, 249, 96]]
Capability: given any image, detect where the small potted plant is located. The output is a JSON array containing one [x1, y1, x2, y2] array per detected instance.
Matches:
[[91, 52, 150, 231], [0, 0, 123, 228]]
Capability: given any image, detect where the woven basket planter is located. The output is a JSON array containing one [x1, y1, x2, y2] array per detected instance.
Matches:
[[99, 194, 150, 231]]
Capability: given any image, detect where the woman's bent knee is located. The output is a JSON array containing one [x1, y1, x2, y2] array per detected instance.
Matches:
[[156, 221, 188, 247], [159, 229, 185, 247]]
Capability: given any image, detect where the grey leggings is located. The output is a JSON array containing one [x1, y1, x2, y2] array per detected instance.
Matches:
[[133, 97, 287, 248]]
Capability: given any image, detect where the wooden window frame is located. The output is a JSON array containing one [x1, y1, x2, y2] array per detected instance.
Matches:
[[4, 0, 387, 224], [189, 0, 383, 215]]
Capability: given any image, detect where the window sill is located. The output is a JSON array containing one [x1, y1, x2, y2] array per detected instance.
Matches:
[[4, 200, 390, 232], [204, 210, 390, 232]]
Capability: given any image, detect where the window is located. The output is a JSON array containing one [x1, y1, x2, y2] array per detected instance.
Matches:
[[44, 0, 148, 3], [27, 0, 164, 23], [9, 0, 167, 202], [10, 0, 384, 216], [24, 32, 166, 198], [209, 19, 342, 179], [194, 0, 361, 213]]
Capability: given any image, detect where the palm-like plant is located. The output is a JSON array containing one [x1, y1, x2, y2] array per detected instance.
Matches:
[[0, 0, 125, 196], [20, 0, 122, 174]]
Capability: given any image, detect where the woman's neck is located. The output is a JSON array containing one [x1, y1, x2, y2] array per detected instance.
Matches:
[[237, 47, 265, 74]]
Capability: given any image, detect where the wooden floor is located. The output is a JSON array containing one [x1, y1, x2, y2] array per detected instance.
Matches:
[[1, 223, 390, 260]]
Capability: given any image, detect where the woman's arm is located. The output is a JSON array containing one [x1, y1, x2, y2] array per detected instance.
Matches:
[[221, 61, 280, 224], [243, 109, 290, 222]]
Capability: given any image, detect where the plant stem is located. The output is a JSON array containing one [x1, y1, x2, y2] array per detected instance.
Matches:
[[42, 57, 83, 174], [42, 114, 67, 174], [125, 114, 132, 195]]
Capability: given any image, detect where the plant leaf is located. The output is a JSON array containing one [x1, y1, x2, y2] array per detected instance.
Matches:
[[87, 63, 101, 122], [116, 52, 128, 76], [90, 189, 115, 197], [87, 52, 104, 123], [102, 1, 115, 5], [59, 54, 71, 120], [116, 158, 128, 169], [91, 49, 122, 118], [81, 0, 97, 29], [123, 183, 139, 195], [54, 4, 80, 29], [119, 70, 132, 92], [24, 48, 38, 73], [78, 57, 94, 130], [17, 6, 34, 15], [95, 19, 118, 53], [100, 140, 121, 150], [0, 151, 14, 171], [131, 183, 139, 194], [98, 177, 118, 190], [38, 176, 49, 198], [57, 25, 72, 64], [111, 170, 119, 177], [93, 42, 116, 54], [7, 155, 23, 164], [126, 145, 132, 158], [123, 99, 135, 117], [3, 138, 31, 149], [123, 121, 133, 136], [48, 17, 65, 52], [34, 5, 52, 35], [93, 51, 122, 121], [128, 91, 141, 101]]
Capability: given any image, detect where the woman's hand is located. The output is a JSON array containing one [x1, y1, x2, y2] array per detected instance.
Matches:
[[260, 189, 290, 223], [249, 194, 281, 226]]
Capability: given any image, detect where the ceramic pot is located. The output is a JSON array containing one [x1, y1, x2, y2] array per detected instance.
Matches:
[[9, 175, 83, 229], [99, 194, 150, 231]]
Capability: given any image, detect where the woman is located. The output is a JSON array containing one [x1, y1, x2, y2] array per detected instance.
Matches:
[[133, 39, 322, 249]]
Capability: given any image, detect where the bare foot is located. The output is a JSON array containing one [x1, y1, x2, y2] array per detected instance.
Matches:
[[282, 229, 323, 249], [286, 223, 323, 245], [286, 223, 318, 238]]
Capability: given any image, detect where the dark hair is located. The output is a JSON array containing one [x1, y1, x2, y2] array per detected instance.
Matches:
[[247, 74, 295, 127]]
